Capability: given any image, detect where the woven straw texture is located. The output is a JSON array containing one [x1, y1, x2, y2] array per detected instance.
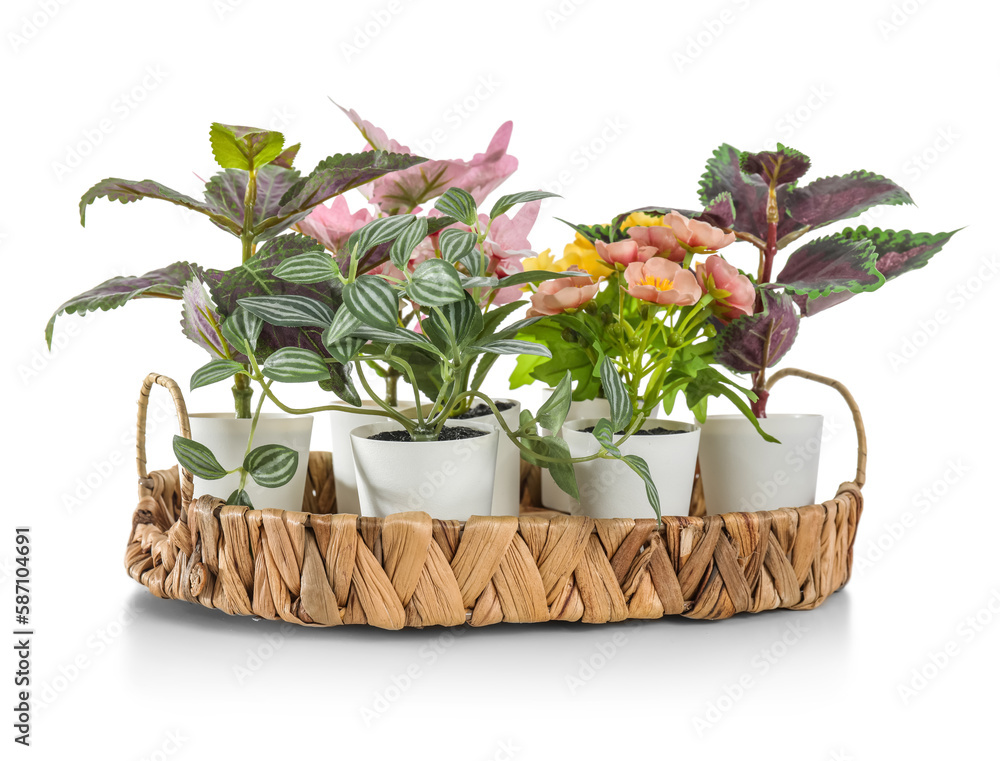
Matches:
[[127, 369, 866, 628]]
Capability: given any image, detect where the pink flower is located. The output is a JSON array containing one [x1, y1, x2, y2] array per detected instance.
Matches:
[[338, 104, 518, 214], [294, 196, 374, 253], [480, 201, 541, 305], [627, 226, 686, 262], [624, 258, 701, 306], [696, 255, 756, 323], [595, 239, 657, 266], [526, 273, 600, 317], [662, 211, 735, 251]]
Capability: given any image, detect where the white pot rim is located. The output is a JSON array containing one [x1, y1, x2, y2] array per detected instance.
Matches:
[[452, 397, 521, 420], [350, 419, 498, 442], [190, 411, 312, 420], [705, 413, 822, 422], [563, 417, 699, 435]]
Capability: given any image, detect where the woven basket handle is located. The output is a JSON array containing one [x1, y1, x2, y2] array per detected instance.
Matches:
[[136, 373, 194, 510], [765, 368, 867, 488]]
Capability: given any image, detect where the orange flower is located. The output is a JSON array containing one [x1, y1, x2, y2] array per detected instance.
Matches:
[[624, 258, 701, 306]]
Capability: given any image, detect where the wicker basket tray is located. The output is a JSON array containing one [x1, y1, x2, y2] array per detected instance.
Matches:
[[126, 368, 866, 628]]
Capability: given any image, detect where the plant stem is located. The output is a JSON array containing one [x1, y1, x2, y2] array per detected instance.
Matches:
[[241, 167, 258, 264], [232, 373, 253, 419], [237, 383, 268, 492]]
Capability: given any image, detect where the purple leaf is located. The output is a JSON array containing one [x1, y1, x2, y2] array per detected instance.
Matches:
[[272, 143, 301, 169], [739, 145, 811, 187], [715, 291, 799, 374], [204, 164, 303, 239], [797, 226, 959, 316], [46, 262, 200, 348], [701, 192, 736, 228], [784, 171, 913, 229], [80, 178, 241, 236], [774, 233, 884, 302], [697, 144, 771, 239], [203, 234, 358, 405], [180, 279, 247, 361]]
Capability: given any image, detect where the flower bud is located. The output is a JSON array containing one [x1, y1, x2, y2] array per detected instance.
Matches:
[[561, 327, 578, 344], [667, 331, 684, 348], [703, 323, 717, 338]]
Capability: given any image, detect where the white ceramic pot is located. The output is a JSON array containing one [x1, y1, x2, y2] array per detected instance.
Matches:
[[698, 414, 824, 515], [562, 418, 701, 519], [455, 398, 522, 517], [188, 413, 314, 511], [539, 394, 612, 512], [350, 420, 498, 520], [328, 402, 391, 515]]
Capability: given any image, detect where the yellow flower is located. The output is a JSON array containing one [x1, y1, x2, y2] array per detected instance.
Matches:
[[619, 211, 667, 229], [562, 233, 614, 278], [521, 248, 560, 273]]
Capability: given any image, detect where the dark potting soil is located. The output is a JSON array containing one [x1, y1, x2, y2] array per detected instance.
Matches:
[[368, 426, 489, 442], [452, 400, 516, 420], [579, 426, 686, 436]]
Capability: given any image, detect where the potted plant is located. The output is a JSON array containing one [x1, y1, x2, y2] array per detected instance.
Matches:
[[47, 120, 427, 510], [598, 143, 958, 514], [294, 105, 530, 515], [513, 210, 773, 519], [210, 185, 664, 520]]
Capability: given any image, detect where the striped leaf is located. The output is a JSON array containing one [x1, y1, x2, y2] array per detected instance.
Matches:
[[220, 306, 263, 352], [599, 357, 631, 431], [261, 347, 330, 382], [489, 190, 559, 220], [523, 436, 578, 501], [438, 229, 478, 264], [190, 359, 245, 391], [498, 269, 591, 289], [273, 252, 339, 284], [389, 216, 429, 271], [535, 371, 572, 432], [434, 187, 478, 226], [352, 325, 442, 355], [591, 419, 620, 457], [172, 436, 227, 480], [348, 215, 418, 258], [407, 259, 465, 307], [225, 489, 254, 508], [459, 275, 499, 289], [342, 275, 400, 330], [238, 295, 336, 327], [325, 337, 365, 365], [243, 444, 299, 488], [472, 339, 552, 357], [322, 307, 362, 345], [622, 454, 660, 520], [424, 293, 482, 350]]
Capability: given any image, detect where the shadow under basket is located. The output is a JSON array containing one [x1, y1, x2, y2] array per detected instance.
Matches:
[[128, 368, 866, 629]]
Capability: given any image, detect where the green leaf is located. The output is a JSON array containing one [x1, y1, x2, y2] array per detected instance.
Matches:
[[599, 357, 631, 431], [172, 435, 227, 480], [472, 339, 552, 357], [389, 216, 429, 271], [524, 436, 578, 501], [190, 359, 245, 391], [225, 489, 254, 508], [407, 259, 465, 307], [434, 187, 478, 226], [243, 444, 299, 488], [348, 215, 420, 260], [535, 372, 572, 432], [438, 228, 479, 264], [325, 337, 365, 365], [621, 454, 660, 520], [477, 300, 527, 340], [489, 190, 560, 219], [272, 143, 300, 169], [220, 306, 263, 352], [591, 418, 620, 457], [238, 295, 337, 327], [273, 252, 340, 284], [352, 325, 441, 354], [342, 275, 401, 330], [322, 306, 362, 345], [46, 262, 197, 349], [210, 123, 285, 171], [261, 347, 331, 382], [497, 269, 590, 289], [423, 292, 482, 349]]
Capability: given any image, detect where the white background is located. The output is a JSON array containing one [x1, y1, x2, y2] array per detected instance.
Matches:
[[2, 0, 997, 758]]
